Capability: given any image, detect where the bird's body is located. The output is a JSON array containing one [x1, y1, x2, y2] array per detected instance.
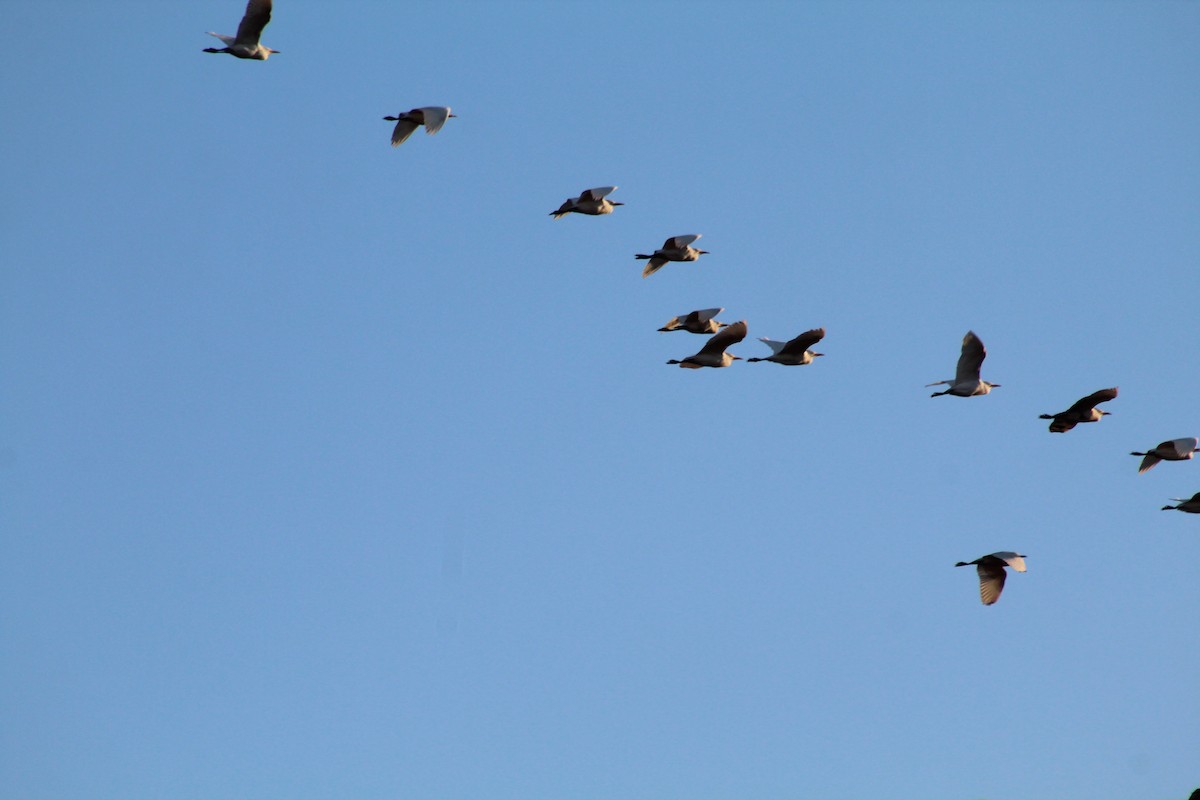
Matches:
[[658, 308, 728, 334], [1040, 387, 1118, 432], [636, 234, 707, 278], [747, 327, 825, 365], [203, 0, 277, 60], [383, 107, 455, 146], [1131, 437, 1198, 473], [667, 320, 747, 368], [551, 186, 622, 218], [1161, 492, 1200, 513], [955, 552, 1027, 605], [927, 331, 998, 397]]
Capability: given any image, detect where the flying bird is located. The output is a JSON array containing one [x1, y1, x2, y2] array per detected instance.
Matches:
[[667, 321, 747, 368], [955, 552, 1027, 606], [927, 331, 999, 397], [1161, 492, 1200, 513], [203, 0, 277, 60], [636, 235, 707, 278], [383, 107, 456, 147], [747, 327, 826, 366], [550, 187, 623, 218], [1131, 438, 1198, 473], [658, 308, 728, 334], [1039, 387, 1118, 432]]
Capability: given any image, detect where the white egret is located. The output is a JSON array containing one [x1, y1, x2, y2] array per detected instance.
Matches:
[[927, 331, 998, 397], [1131, 438, 1198, 473], [636, 235, 707, 278], [383, 107, 456, 147], [550, 187, 622, 218], [667, 321, 747, 368], [203, 0, 277, 60], [658, 308, 727, 334], [955, 552, 1027, 606], [747, 327, 826, 366], [1040, 388, 1118, 432]]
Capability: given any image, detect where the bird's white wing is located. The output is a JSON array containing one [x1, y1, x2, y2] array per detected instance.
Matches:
[[666, 234, 701, 249], [1169, 437, 1199, 457], [954, 330, 986, 383], [581, 186, 617, 201], [693, 308, 723, 323], [207, 32, 237, 46], [235, 0, 273, 46], [390, 119, 420, 146], [757, 338, 787, 355], [420, 106, 452, 135], [993, 552, 1026, 572]]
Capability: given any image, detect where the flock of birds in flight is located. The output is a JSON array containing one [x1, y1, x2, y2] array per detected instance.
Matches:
[[202, 0, 1196, 608]]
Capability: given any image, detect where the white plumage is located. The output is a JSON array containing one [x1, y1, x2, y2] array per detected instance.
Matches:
[[636, 234, 707, 278], [747, 327, 826, 366], [383, 107, 456, 147], [550, 186, 623, 218], [658, 308, 727, 334], [667, 320, 747, 368], [1131, 437, 1198, 473], [203, 0, 277, 60], [927, 331, 998, 397]]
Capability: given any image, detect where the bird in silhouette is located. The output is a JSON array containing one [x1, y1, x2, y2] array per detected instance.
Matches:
[[203, 0, 277, 60], [1161, 492, 1200, 513], [383, 107, 456, 147], [1039, 388, 1117, 432], [636, 235, 707, 278], [747, 327, 826, 366], [955, 552, 1027, 605], [550, 186, 623, 218], [1131, 438, 1198, 473], [927, 331, 998, 397], [667, 321, 747, 368]]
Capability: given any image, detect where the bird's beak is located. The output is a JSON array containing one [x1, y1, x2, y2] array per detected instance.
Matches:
[[613, 202, 625, 206], [449, 113, 459, 118], [731, 355, 743, 360], [990, 383, 1001, 388], [813, 352, 825, 357], [269, 49, 280, 53], [697, 249, 709, 254], [1102, 411, 1113, 416]]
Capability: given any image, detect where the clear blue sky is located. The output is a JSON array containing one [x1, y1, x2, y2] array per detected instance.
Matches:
[[2, 2, 1198, 798]]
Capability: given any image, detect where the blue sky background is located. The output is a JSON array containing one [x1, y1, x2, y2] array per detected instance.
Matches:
[[2, 2, 1198, 798]]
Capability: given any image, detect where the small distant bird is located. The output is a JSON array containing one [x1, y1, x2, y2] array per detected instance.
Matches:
[[1161, 492, 1200, 513], [1131, 438, 1199, 473], [1039, 387, 1118, 432], [636, 235, 707, 278], [658, 308, 728, 334], [383, 107, 456, 147], [955, 552, 1027, 605], [203, 0, 277, 60], [747, 327, 826, 366], [667, 320, 747, 368], [927, 331, 999, 397], [550, 187, 623, 218]]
